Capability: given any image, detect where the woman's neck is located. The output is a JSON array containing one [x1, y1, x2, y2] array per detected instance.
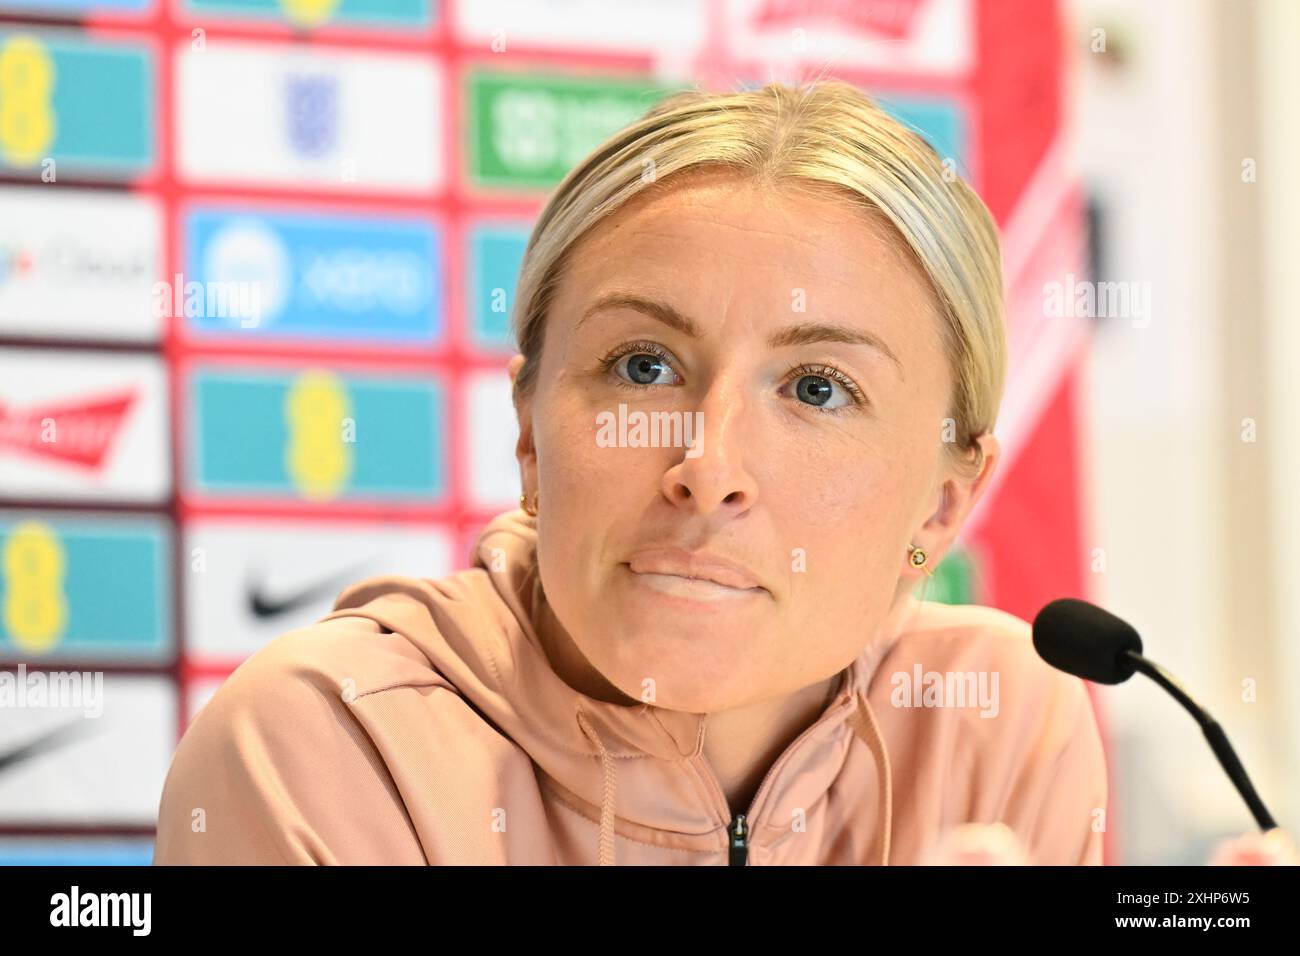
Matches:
[[533, 587, 846, 817], [701, 671, 842, 818]]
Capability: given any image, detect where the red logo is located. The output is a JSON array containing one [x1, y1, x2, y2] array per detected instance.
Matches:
[[752, 0, 930, 41], [0, 390, 137, 470]]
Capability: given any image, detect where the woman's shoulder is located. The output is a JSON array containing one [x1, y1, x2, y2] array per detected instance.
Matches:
[[156, 581, 509, 863], [189, 555, 543, 749], [869, 599, 1108, 865], [871, 597, 1098, 745], [180, 563, 533, 753], [200, 600, 452, 724]]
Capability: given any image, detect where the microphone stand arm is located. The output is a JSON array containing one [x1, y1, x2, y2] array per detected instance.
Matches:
[[1124, 650, 1278, 832]]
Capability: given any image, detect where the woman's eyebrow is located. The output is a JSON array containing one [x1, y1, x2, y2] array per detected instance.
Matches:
[[767, 322, 903, 373], [579, 292, 903, 373], [578, 293, 701, 337]]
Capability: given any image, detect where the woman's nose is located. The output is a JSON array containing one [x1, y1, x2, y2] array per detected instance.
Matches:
[[659, 378, 759, 515]]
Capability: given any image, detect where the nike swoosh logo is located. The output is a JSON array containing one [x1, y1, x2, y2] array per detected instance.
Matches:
[[245, 561, 374, 619], [0, 719, 94, 776]]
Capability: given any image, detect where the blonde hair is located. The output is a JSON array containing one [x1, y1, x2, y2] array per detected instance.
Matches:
[[510, 79, 1006, 478]]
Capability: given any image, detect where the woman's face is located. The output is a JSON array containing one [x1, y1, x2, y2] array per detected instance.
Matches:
[[511, 168, 995, 713]]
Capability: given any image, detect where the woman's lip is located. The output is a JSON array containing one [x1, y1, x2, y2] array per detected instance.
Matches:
[[620, 564, 767, 603], [626, 548, 765, 591]]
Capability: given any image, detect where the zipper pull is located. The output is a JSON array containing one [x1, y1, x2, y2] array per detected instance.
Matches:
[[728, 813, 749, 866]]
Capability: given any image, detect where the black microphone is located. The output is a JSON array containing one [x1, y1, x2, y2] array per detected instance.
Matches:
[[1032, 597, 1279, 832]]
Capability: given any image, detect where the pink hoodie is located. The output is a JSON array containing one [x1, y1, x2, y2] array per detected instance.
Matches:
[[154, 508, 1108, 865]]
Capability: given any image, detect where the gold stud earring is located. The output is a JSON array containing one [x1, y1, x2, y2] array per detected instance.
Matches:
[[520, 492, 539, 517], [908, 544, 934, 576]]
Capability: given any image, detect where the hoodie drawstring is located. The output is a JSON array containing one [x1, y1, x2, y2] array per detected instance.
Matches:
[[575, 708, 618, 866], [847, 688, 893, 865]]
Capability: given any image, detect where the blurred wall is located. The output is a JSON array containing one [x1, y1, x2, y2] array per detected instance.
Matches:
[[1069, 0, 1298, 863]]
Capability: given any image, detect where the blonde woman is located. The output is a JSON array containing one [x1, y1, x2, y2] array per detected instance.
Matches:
[[154, 80, 1107, 866]]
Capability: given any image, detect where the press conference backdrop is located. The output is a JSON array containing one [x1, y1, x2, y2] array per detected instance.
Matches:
[[0, 0, 1097, 864]]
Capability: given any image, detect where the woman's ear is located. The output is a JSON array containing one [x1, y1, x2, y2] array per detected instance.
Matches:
[[508, 354, 538, 495], [914, 432, 1001, 564]]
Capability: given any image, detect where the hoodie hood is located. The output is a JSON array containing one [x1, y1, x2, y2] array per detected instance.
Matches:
[[325, 508, 924, 865]]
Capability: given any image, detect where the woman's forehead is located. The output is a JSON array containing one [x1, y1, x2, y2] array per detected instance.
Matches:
[[570, 174, 925, 284], [556, 178, 942, 343]]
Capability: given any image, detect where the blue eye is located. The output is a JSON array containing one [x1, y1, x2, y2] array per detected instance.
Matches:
[[621, 353, 673, 385], [795, 374, 835, 406], [782, 367, 862, 412], [606, 342, 682, 388]]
